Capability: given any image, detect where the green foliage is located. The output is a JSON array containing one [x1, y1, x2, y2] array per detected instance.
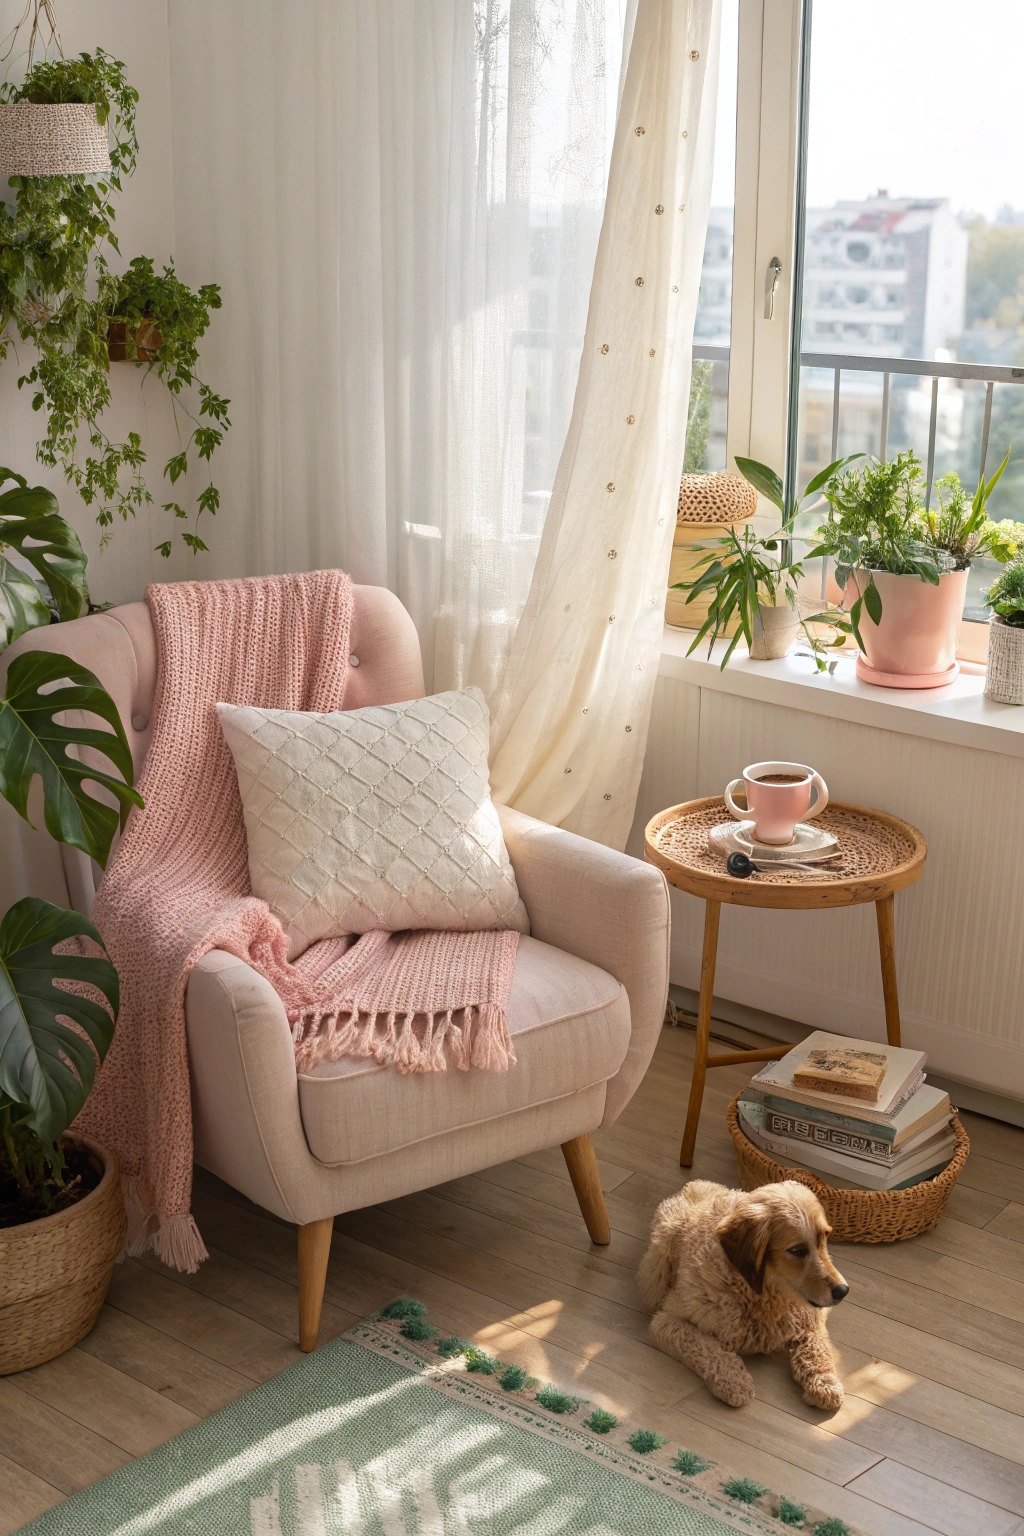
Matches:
[[627, 1429, 667, 1455], [673, 1449, 710, 1476], [464, 1347, 501, 1375], [735, 452, 863, 525], [0, 467, 88, 646], [0, 55, 227, 556], [399, 1316, 437, 1341], [684, 359, 713, 473], [723, 1477, 768, 1504], [965, 218, 1024, 330], [920, 451, 1012, 569], [674, 523, 797, 670], [987, 555, 1024, 627], [380, 1297, 426, 1321], [811, 452, 940, 582], [0, 898, 117, 1155], [497, 1364, 531, 1392], [435, 1336, 471, 1359], [812, 1520, 851, 1536], [534, 1385, 583, 1414], [583, 1407, 619, 1434], [777, 1496, 808, 1525], [0, 650, 142, 865]]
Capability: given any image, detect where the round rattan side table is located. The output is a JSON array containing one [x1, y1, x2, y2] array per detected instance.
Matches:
[[645, 796, 928, 1168]]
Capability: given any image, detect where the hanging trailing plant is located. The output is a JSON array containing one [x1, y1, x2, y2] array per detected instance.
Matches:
[[0, 41, 229, 557]]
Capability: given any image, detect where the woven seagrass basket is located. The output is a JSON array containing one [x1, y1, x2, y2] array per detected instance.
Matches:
[[726, 1096, 969, 1243], [0, 101, 111, 177], [0, 1134, 126, 1375], [666, 472, 758, 633]]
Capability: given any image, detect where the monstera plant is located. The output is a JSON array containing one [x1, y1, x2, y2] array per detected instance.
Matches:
[[0, 469, 140, 1247]]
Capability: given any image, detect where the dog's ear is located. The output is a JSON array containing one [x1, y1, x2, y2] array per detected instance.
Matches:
[[717, 1203, 773, 1294]]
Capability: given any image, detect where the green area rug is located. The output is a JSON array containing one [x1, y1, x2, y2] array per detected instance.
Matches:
[[18, 1301, 857, 1536]]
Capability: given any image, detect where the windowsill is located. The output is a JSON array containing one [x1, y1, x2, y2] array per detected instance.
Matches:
[[660, 624, 1024, 759]]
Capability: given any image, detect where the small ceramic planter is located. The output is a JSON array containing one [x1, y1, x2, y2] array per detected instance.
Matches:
[[844, 568, 968, 688], [985, 616, 1024, 705], [749, 601, 799, 660]]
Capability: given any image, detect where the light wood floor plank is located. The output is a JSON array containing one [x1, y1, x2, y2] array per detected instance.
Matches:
[[987, 1202, 1024, 1244], [0, 1454, 63, 1536], [834, 1255, 1024, 1366], [9, 1345, 196, 1458], [669, 1386, 884, 1485], [0, 1379, 130, 1494], [958, 1110, 1024, 1171], [957, 1151, 1024, 1204], [942, 1182, 1009, 1228], [78, 1302, 254, 1419], [515, 1145, 635, 1190], [846, 1458, 1023, 1536], [832, 1233, 1024, 1324]]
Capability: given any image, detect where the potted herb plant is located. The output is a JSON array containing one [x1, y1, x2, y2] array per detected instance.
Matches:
[[0, 468, 140, 1373], [984, 557, 1024, 704], [811, 451, 1011, 688], [667, 471, 758, 632], [674, 455, 859, 668]]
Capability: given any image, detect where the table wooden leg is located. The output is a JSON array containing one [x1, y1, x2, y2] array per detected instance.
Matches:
[[680, 898, 721, 1167], [875, 893, 901, 1048]]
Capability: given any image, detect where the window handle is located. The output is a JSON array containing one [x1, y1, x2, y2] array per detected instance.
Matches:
[[764, 257, 782, 319]]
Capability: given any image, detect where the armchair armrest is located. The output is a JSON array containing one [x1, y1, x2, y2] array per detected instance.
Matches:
[[498, 804, 670, 1126]]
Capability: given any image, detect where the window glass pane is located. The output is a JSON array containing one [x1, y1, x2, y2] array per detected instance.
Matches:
[[792, 0, 1024, 611], [684, 0, 738, 474]]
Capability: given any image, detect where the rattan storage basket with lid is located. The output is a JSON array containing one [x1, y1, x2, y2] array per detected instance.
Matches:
[[666, 471, 758, 631]]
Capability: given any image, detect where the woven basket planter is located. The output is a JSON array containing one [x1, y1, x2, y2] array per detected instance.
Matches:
[[106, 318, 163, 364], [984, 615, 1024, 705], [666, 472, 758, 632], [0, 102, 111, 178], [726, 1096, 969, 1243], [0, 1134, 126, 1375]]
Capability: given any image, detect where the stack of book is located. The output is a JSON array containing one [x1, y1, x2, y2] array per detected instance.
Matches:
[[737, 1032, 955, 1191]]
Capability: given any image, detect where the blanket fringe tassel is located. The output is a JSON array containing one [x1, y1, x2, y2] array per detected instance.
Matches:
[[121, 1178, 210, 1274], [292, 1002, 515, 1076]]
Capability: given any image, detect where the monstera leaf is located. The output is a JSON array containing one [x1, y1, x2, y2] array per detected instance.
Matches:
[[0, 467, 88, 645], [0, 554, 50, 650], [0, 650, 143, 866], [0, 899, 118, 1147]]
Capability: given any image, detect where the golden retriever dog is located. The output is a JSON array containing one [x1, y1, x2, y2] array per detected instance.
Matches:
[[637, 1180, 848, 1410]]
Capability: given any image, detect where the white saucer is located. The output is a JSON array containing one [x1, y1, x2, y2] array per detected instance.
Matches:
[[708, 820, 839, 863]]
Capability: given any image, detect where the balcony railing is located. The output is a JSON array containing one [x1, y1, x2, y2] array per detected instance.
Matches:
[[693, 343, 1024, 507]]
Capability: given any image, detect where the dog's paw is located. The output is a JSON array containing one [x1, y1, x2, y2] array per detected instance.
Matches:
[[708, 1362, 756, 1409], [802, 1375, 844, 1412]]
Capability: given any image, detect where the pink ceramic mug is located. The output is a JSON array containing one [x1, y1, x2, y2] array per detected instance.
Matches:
[[723, 760, 829, 846]]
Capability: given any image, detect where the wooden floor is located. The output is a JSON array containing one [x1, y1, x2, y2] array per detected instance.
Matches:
[[3, 1022, 1024, 1536]]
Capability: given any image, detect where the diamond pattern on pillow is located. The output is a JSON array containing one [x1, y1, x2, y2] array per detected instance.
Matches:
[[216, 687, 527, 954]]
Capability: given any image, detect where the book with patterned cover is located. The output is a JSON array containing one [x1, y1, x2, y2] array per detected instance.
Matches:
[[793, 1047, 889, 1102], [752, 1031, 927, 1118]]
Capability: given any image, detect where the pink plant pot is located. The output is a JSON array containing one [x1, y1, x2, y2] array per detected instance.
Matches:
[[844, 569, 968, 688]]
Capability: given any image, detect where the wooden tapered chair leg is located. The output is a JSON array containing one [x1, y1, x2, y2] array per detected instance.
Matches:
[[297, 1216, 334, 1352], [561, 1133, 611, 1245]]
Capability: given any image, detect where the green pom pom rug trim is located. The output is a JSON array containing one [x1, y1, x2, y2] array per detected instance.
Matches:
[[373, 1299, 864, 1536], [723, 1477, 769, 1504]]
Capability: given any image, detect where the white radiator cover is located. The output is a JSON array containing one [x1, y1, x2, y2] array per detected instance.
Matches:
[[628, 673, 1024, 1101]]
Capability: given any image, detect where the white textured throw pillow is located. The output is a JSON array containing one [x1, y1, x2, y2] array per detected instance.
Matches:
[[216, 687, 527, 952]]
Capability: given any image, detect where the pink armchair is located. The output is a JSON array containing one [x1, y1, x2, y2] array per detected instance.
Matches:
[[5, 585, 670, 1349]]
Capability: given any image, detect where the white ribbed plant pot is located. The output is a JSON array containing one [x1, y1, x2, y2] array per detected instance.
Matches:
[[984, 616, 1024, 705], [749, 601, 799, 660], [0, 102, 111, 177]]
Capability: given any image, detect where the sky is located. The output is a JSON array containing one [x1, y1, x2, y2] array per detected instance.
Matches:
[[711, 0, 1024, 222]]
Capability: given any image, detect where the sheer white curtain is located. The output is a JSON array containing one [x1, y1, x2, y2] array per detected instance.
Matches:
[[167, 0, 627, 697], [491, 0, 720, 847]]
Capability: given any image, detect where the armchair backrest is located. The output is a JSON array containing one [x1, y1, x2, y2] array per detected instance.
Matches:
[[2, 580, 426, 912]]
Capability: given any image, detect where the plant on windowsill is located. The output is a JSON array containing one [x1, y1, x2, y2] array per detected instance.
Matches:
[[0, 48, 229, 559], [0, 468, 140, 1373], [984, 557, 1024, 705], [809, 449, 1012, 688], [672, 454, 860, 669]]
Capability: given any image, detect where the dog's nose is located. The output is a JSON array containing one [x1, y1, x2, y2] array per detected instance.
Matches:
[[831, 1283, 849, 1303]]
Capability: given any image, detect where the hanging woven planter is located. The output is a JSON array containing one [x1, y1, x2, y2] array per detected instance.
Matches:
[[0, 100, 110, 177]]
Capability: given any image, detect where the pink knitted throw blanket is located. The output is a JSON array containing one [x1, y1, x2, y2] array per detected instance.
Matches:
[[76, 571, 518, 1272]]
